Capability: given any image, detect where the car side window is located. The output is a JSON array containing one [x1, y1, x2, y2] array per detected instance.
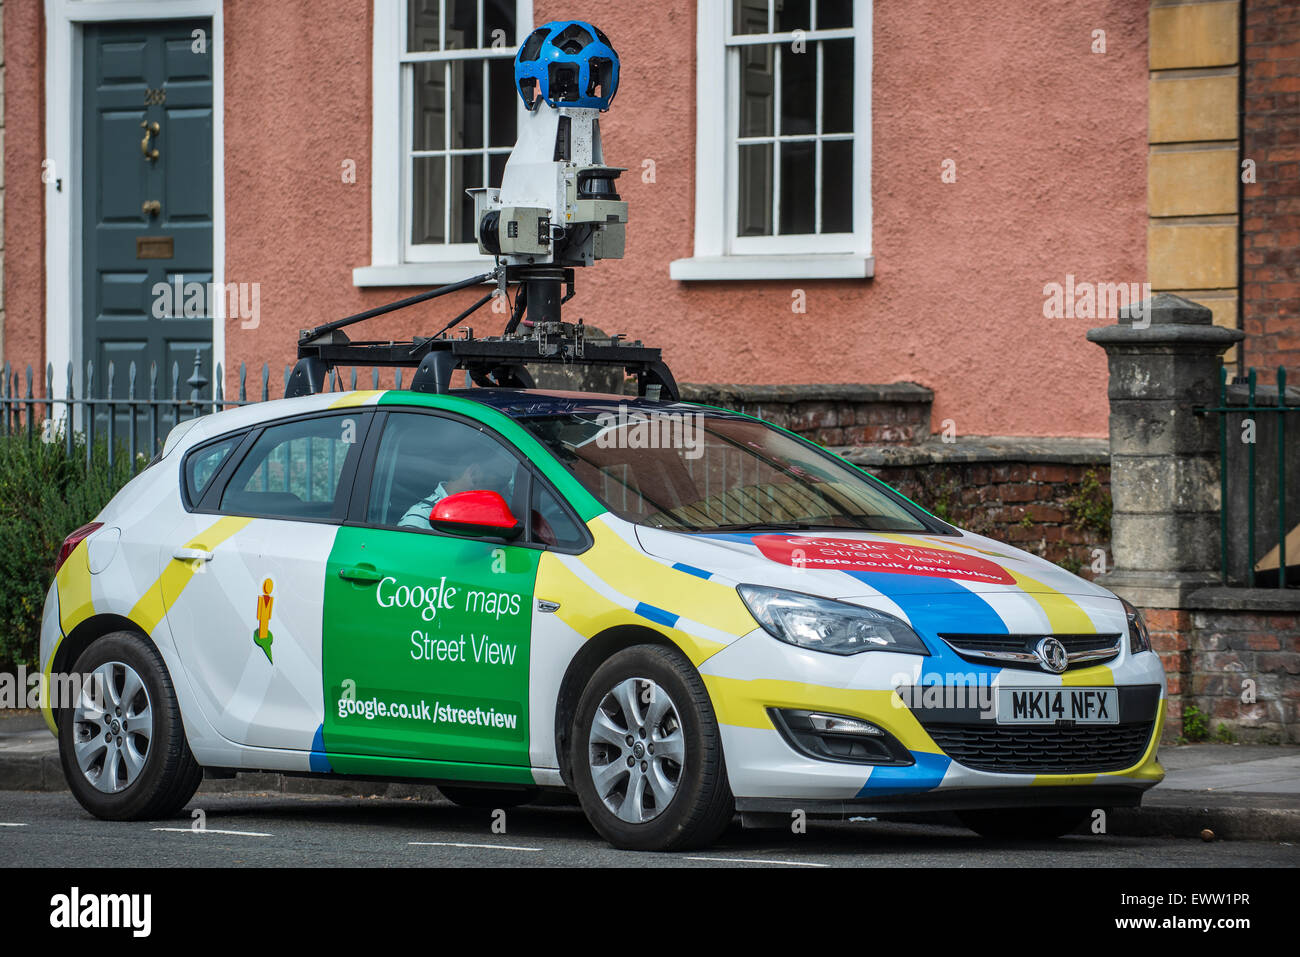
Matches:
[[367, 411, 527, 531], [184, 435, 240, 505], [530, 481, 587, 550], [219, 415, 362, 521]]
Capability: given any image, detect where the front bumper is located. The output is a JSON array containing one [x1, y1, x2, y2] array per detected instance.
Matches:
[[735, 783, 1148, 819], [699, 628, 1167, 803]]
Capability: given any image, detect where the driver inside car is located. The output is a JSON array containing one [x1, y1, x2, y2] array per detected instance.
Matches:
[[399, 456, 517, 529]]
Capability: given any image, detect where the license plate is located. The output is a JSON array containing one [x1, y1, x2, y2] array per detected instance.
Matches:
[[996, 687, 1118, 725]]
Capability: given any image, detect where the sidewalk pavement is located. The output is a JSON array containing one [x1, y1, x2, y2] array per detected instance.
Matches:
[[3, 710, 1298, 841]]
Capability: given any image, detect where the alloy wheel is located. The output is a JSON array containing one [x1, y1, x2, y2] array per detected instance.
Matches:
[[587, 676, 685, 824]]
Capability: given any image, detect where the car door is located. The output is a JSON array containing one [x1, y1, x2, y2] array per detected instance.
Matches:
[[162, 411, 371, 756], [321, 409, 544, 775]]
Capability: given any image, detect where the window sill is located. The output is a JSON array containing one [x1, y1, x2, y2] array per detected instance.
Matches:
[[668, 254, 875, 282], [353, 261, 497, 287]]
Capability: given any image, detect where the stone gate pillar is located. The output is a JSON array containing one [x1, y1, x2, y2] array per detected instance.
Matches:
[[1086, 293, 1244, 608]]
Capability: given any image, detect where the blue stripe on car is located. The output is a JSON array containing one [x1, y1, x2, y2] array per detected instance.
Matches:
[[671, 562, 712, 579], [635, 602, 680, 628], [857, 751, 952, 797]]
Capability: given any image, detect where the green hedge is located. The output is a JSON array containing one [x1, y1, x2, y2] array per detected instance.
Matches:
[[0, 434, 136, 671]]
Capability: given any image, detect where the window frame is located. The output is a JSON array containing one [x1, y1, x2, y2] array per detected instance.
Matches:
[[347, 406, 593, 554], [192, 411, 375, 525], [671, 0, 874, 281], [181, 430, 254, 511], [358, 0, 534, 287]]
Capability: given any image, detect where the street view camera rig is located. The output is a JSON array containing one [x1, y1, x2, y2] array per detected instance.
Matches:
[[287, 20, 678, 401]]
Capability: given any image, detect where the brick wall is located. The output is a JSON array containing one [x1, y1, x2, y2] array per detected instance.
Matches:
[[1242, 0, 1300, 375], [844, 440, 1113, 578], [1147, 597, 1300, 744], [678, 383, 934, 448]]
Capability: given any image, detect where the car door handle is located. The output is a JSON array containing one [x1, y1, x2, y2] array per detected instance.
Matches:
[[173, 547, 214, 563], [338, 564, 383, 584]]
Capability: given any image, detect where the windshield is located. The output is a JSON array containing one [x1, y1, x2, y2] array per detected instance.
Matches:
[[518, 407, 945, 534]]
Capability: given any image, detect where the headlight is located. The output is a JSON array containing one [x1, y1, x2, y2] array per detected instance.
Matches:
[[1122, 598, 1151, 654], [737, 584, 929, 656]]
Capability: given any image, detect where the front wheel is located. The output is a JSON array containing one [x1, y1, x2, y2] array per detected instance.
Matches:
[[958, 806, 1091, 840], [58, 631, 202, 821], [570, 644, 733, 851]]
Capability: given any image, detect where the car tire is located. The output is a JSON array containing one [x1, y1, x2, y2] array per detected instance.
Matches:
[[58, 630, 203, 821], [570, 644, 733, 851], [957, 806, 1091, 840], [438, 785, 540, 809]]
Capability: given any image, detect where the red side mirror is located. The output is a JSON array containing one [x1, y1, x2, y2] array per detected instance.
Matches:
[[430, 489, 522, 540]]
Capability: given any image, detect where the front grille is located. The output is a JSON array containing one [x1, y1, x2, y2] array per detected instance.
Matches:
[[939, 633, 1122, 671], [923, 722, 1155, 774]]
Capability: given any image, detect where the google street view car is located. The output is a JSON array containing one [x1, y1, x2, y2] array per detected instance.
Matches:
[[37, 21, 1164, 852]]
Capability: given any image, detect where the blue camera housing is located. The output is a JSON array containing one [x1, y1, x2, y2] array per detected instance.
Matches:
[[515, 20, 620, 111]]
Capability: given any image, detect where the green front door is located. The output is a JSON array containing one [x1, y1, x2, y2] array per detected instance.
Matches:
[[322, 411, 540, 782], [82, 19, 213, 426]]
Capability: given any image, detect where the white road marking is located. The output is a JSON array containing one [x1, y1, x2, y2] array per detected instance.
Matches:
[[685, 855, 827, 867], [409, 841, 541, 852], [151, 827, 272, 837], [0, 822, 29, 827]]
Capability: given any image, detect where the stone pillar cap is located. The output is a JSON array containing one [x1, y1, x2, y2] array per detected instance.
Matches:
[[1088, 293, 1244, 348], [1119, 292, 1214, 326]]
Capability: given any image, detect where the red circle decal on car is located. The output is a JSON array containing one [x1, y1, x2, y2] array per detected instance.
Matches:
[[752, 536, 1016, 585]]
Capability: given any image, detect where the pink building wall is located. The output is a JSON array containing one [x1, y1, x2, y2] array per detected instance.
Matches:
[[4, 0, 1148, 438]]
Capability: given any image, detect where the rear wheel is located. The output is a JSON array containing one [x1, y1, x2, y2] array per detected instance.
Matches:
[[958, 806, 1090, 840], [438, 785, 540, 809], [570, 644, 733, 851], [58, 631, 202, 821]]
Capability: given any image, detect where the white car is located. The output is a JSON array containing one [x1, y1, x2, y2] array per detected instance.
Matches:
[[40, 387, 1165, 851]]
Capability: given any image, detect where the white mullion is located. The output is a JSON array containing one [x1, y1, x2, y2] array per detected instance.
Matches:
[[412, 147, 498, 157], [399, 48, 514, 63], [443, 60, 451, 244], [403, 64, 414, 252], [727, 45, 740, 250], [737, 133, 845, 145], [477, 0, 484, 48], [482, 57, 490, 191], [727, 29, 854, 47], [772, 41, 781, 237], [815, 40, 824, 234], [767, 0, 773, 33], [439, 0, 446, 51]]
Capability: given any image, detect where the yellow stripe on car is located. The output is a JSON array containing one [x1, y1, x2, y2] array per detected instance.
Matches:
[[579, 518, 757, 637], [701, 675, 942, 754], [328, 390, 385, 409], [536, 552, 730, 666], [55, 541, 95, 636], [128, 516, 254, 635]]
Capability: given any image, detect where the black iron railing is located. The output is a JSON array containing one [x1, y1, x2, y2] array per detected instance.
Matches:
[[0, 350, 412, 476], [1199, 366, 1296, 587]]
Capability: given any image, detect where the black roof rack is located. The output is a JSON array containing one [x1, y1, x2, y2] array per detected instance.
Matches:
[[286, 266, 678, 402]]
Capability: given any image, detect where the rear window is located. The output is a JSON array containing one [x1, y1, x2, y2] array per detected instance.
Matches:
[[219, 415, 360, 521], [183, 436, 240, 505]]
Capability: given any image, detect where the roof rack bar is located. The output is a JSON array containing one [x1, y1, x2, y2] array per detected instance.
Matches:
[[299, 270, 498, 344]]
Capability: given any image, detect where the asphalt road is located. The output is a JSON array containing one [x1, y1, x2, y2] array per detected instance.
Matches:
[[0, 789, 1295, 867]]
